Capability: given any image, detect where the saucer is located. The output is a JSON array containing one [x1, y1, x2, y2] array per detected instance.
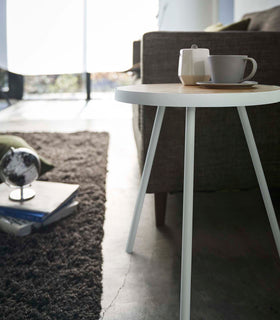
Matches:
[[196, 81, 258, 88]]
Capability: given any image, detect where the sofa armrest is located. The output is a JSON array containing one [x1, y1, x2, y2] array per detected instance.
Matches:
[[141, 31, 280, 85], [133, 40, 141, 65]]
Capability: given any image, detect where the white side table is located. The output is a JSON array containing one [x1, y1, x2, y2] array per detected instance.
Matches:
[[115, 83, 280, 320]]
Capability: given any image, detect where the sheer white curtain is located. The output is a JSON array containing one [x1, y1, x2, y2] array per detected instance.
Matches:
[[2, 0, 84, 75], [86, 0, 158, 72], [0, 0, 158, 75]]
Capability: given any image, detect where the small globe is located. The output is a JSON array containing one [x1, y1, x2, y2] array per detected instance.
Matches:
[[0, 147, 41, 201]]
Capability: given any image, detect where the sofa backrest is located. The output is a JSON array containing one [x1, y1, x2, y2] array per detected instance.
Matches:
[[243, 5, 280, 31]]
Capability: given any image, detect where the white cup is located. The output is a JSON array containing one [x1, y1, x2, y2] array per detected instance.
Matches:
[[208, 55, 258, 83], [178, 45, 211, 85]]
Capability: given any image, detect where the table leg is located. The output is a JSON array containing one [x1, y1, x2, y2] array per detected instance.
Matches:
[[180, 107, 196, 320], [126, 106, 166, 253], [237, 106, 280, 258]]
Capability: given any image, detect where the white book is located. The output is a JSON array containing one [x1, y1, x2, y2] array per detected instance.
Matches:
[[0, 201, 79, 236], [0, 181, 79, 222]]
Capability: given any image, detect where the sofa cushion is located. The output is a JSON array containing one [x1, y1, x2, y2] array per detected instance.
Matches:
[[243, 5, 280, 31], [204, 22, 224, 31], [205, 19, 250, 32], [0, 135, 54, 181]]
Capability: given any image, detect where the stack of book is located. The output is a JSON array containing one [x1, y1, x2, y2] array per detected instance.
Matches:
[[0, 181, 79, 236]]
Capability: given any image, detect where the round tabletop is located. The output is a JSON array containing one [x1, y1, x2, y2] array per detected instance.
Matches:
[[115, 83, 280, 108]]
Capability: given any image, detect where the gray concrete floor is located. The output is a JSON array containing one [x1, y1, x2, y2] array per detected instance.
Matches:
[[0, 95, 279, 320]]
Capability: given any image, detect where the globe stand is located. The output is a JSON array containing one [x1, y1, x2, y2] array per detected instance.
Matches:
[[9, 186, 36, 201]]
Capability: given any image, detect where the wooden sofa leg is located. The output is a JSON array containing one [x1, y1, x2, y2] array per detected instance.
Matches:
[[154, 192, 167, 227]]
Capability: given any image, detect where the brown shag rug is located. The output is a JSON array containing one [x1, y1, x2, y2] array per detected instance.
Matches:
[[0, 131, 109, 320]]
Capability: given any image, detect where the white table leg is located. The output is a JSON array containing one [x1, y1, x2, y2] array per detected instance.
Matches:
[[180, 107, 196, 320], [126, 106, 166, 253], [237, 106, 280, 258]]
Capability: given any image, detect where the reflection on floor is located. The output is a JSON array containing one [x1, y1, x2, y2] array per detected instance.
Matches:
[[0, 96, 279, 320]]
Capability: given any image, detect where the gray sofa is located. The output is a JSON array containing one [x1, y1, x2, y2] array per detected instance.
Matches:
[[132, 6, 280, 226]]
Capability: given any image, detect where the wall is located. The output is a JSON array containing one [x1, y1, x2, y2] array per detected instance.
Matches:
[[234, 0, 280, 20], [158, 0, 219, 31], [158, 0, 280, 31], [219, 0, 233, 24]]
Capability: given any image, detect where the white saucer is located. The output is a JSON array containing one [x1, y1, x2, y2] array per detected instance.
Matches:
[[196, 81, 258, 88]]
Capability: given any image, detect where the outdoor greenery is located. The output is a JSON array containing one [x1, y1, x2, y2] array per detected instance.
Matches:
[[24, 72, 134, 95], [25, 74, 83, 94]]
